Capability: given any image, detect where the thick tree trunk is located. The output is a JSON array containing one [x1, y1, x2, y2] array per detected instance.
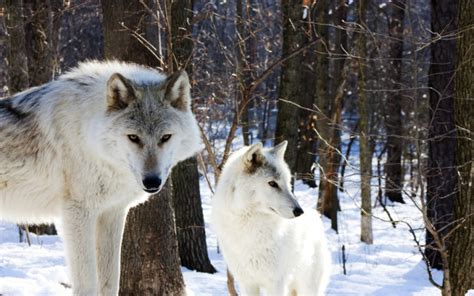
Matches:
[[357, 0, 373, 245], [23, 0, 58, 86], [21, 0, 60, 235], [172, 159, 216, 273], [120, 181, 185, 295], [5, 0, 29, 94], [275, 0, 316, 176], [168, 0, 216, 274], [315, 0, 346, 226], [426, 0, 458, 270], [101, 0, 186, 294], [384, 0, 405, 204], [449, 1, 474, 294]]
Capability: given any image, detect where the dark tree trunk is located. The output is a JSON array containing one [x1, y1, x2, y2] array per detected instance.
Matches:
[[275, 0, 317, 176], [172, 159, 216, 273], [168, 0, 216, 274], [23, 0, 58, 86], [21, 0, 60, 235], [449, 1, 474, 294], [101, 0, 186, 294], [384, 0, 405, 204], [426, 0, 458, 270], [5, 0, 29, 94], [120, 181, 185, 295], [315, 0, 346, 226]]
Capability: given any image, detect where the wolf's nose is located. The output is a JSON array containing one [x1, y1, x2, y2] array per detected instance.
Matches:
[[293, 207, 304, 217], [142, 176, 162, 193]]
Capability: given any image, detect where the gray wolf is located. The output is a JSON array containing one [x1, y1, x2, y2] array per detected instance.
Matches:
[[211, 141, 331, 295], [0, 61, 201, 295]]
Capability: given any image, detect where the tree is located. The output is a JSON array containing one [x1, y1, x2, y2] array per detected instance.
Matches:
[[275, 0, 317, 179], [23, 0, 62, 86], [101, 0, 185, 294], [425, 0, 458, 270], [384, 0, 405, 204], [169, 0, 216, 274], [448, 1, 474, 294], [357, 0, 373, 244], [315, 0, 347, 230], [6, 0, 60, 236], [5, 0, 29, 94]]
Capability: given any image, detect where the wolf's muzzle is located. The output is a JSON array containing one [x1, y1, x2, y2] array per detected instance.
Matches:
[[293, 207, 304, 217], [142, 175, 162, 193]]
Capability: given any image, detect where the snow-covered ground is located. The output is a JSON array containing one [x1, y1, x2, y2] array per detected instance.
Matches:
[[0, 147, 443, 295]]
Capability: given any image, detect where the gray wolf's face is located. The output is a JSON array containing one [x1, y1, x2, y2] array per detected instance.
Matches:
[[104, 70, 201, 194], [241, 141, 304, 219]]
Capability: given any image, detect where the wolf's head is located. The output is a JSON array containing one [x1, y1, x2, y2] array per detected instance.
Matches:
[[234, 141, 304, 219], [102, 70, 201, 194]]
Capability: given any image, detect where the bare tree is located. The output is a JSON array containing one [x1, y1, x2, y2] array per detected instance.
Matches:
[[5, 0, 29, 94], [169, 0, 216, 274], [101, 0, 185, 294], [425, 0, 458, 270], [449, 0, 474, 294], [384, 0, 405, 204], [357, 0, 373, 244], [275, 0, 317, 178]]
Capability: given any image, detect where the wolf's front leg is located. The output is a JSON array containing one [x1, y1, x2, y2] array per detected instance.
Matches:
[[96, 207, 127, 296], [61, 204, 98, 296]]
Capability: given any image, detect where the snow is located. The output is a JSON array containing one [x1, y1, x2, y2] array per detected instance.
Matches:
[[0, 154, 443, 295]]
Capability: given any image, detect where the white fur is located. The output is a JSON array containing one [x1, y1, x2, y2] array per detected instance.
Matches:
[[212, 143, 331, 296], [0, 60, 202, 295]]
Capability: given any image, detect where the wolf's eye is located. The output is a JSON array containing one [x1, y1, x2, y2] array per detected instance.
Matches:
[[268, 181, 279, 188], [128, 134, 140, 144], [161, 134, 172, 143]]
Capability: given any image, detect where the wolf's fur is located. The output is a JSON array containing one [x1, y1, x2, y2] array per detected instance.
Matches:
[[0, 61, 201, 295], [212, 142, 331, 296]]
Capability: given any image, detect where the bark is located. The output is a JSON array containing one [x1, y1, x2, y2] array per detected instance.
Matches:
[[168, 0, 216, 274], [275, 0, 317, 176], [426, 0, 458, 271], [5, 0, 29, 94], [101, 0, 185, 294], [384, 0, 405, 204], [120, 182, 185, 295], [357, 0, 373, 244], [315, 0, 346, 225], [449, 1, 474, 294], [172, 159, 216, 273], [23, 0, 59, 86]]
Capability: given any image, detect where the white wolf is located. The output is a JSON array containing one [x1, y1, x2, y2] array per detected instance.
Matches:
[[0, 61, 201, 295], [212, 142, 331, 296]]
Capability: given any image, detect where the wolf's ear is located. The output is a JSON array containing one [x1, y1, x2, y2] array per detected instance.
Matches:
[[243, 142, 265, 173], [107, 73, 137, 111], [272, 140, 288, 159], [164, 70, 190, 111]]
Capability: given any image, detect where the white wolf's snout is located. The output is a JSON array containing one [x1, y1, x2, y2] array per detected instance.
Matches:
[[141, 174, 162, 193], [273, 193, 304, 219]]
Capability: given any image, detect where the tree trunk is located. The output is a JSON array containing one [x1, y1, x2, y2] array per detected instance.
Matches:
[[120, 181, 185, 295], [357, 0, 373, 244], [168, 0, 216, 274], [315, 0, 346, 226], [426, 0, 458, 270], [384, 0, 405, 204], [101, 0, 186, 294], [172, 159, 216, 273], [275, 0, 316, 176], [449, 1, 474, 294], [23, 0, 57, 86], [5, 0, 29, 94], [21, 0, 60, 235]]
